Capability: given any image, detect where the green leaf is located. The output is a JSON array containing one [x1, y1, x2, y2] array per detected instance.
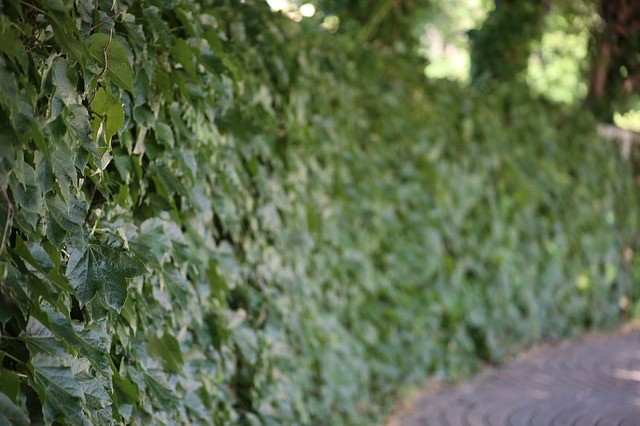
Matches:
[[78, 375, 112, 410], [31, 354, 85, 426], [143, 368, 175, 407], [39, 0, 71, 12], [45, 195, 87, 248], [88, 33, 134, 93], [0, 367, 22, 403], [13, 237, 73, 294], [0, 392, 29, 426], [9, 164, 41, 214], [0, 16, 27, 71], [31, 307, 112, 378], [129, 218, 173, 266], [155, 122, 175, 147], [52, 58, 81, 107], [232, 326, 258, 365], [50, 140, 78, 201], [172, 38, 197, 79], [41, 6, 85, 63], [147, 331, 184, 374], [66, 243, 145, 311], [23, 317, 67, 358], [90, 87, 125, 144]]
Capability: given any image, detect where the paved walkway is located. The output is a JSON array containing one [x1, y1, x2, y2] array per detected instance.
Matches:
[[389, 326, 640, 425]]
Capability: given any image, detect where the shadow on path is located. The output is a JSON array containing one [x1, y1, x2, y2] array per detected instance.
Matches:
[[388, 325, 640, 425]]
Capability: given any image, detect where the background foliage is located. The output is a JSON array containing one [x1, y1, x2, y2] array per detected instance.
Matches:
[[0, 0, 638, 424]]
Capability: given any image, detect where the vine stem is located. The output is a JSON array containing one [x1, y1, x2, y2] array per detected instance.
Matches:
[[82, 11, 123, 36], [0, 350, 26, 367], [0, 185, 14, 257], [17, 0, 47, 15], [97, 27, 114, 83]]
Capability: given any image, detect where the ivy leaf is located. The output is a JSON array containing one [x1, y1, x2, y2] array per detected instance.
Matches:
[[88, 33, 134, 93], [147, 331, 184, 374], [45, 195, 87, 249], [143, 368, 176, 407], [31, 354, 85, 426], [13, 237, 73, 294], [90, 87, 125, 144], [22, 317, 67, 358], [172, 38, 197, 79], [30, 307, 112, 378], [0, 367, 22, 402], [78, 375, 112, 410], [50, 139, 78, 202], [0, 16, 27, 71], [155, 122, 175, 147], [129, 218, 173, 266], [52, 58, 81, 107], [41, 4, 86, 64], [66, 243, 145, 311], [0, 392, 29, 426]]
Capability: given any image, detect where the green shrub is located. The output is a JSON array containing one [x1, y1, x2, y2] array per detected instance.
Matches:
[[0, 1, 637, 424]]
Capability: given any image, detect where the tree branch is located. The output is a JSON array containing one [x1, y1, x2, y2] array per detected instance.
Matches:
[[597, 123, 640, 159]]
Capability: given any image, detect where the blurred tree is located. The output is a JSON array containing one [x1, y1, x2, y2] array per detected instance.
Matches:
[[586, 0, 640, 122], [469, 0, 548, 84], [320, 0, 429, 52]]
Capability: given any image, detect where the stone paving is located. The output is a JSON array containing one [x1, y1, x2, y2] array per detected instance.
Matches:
[[389, 326, 640, 425]]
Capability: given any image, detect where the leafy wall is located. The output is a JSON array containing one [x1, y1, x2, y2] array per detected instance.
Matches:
[[0, 0, 638, 425]]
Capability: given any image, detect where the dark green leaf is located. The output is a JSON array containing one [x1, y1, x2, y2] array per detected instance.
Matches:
[[0, 368, 21, 403], [66, 243, 145, 311], [172, 38, 197, 79], [0, 16, 28, 71]]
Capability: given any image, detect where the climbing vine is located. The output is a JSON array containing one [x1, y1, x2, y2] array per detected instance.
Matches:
[[0, 0, 637, 425]]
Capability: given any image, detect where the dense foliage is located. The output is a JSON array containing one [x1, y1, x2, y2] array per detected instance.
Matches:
[[0, 0, 638, 424]]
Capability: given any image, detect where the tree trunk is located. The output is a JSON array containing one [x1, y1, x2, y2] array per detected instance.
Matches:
[[586, 0, 640, 122]]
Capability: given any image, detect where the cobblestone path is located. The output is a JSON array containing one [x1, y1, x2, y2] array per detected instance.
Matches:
[[390, 327, 640, 425]]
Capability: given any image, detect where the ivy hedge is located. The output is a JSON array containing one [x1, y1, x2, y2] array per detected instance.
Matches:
[[0, 0, 638, 424]]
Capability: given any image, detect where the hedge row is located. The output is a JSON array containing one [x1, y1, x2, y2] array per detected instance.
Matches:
[[0, 0, 637, 424]]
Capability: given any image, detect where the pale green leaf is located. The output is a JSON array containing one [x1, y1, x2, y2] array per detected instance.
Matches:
[[155, 122, 175, 147], [147, 331, 184, 374], [31, 354, 85, 426], [78, 375, 112, 410], [45, 195, 87, 248], [52, 59, 80, 107], [23, 317, 67, 358], [90, 87, 125, 144], [88, 33, 134, 92], [0, 392, 28, 426], [32, 307, 111, 378]]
